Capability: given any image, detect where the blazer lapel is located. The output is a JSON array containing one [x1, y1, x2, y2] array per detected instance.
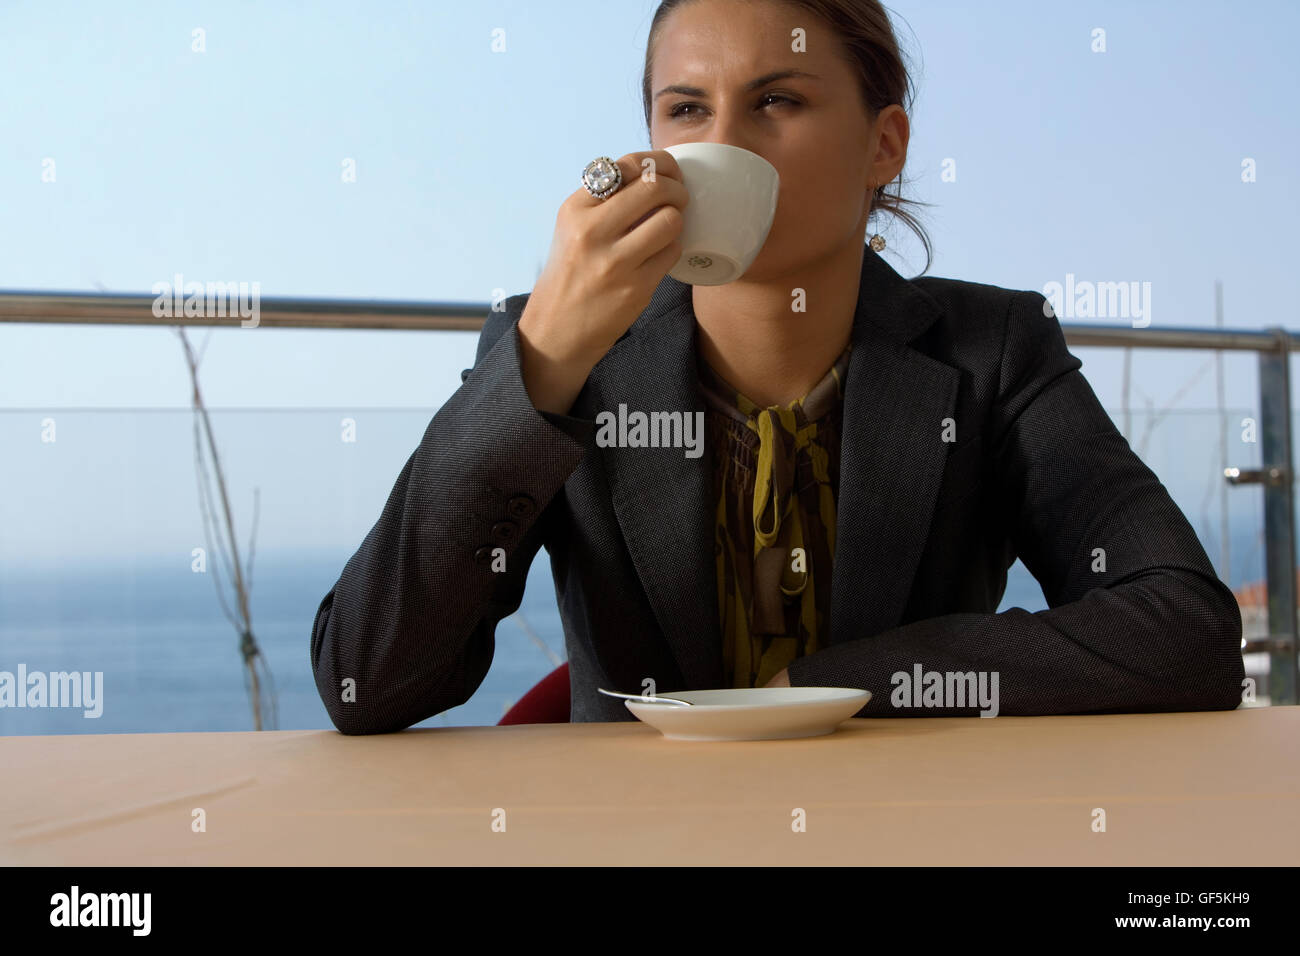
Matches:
[[829, 249, 961, 648], [587, 278, 724, 691], [586, 247, 961, 689]]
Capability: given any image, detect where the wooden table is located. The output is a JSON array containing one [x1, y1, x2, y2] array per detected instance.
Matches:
[[3, 707, 1297, 865]]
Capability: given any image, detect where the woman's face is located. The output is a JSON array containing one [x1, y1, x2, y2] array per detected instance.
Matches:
[[649, 0, 907, 281]]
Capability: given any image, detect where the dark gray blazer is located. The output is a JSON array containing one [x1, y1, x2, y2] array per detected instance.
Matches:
[[310, 246, 1244, 733]]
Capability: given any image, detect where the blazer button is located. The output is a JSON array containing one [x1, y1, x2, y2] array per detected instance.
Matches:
[[507, 494, 536, 519], [473, 546, 495, 565], [491, 520, 517, 543]]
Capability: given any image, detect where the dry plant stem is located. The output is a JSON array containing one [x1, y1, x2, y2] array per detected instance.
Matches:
[[175, 327, 276, 730]]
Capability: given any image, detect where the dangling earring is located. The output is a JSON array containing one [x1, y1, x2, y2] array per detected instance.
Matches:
[[868, 182, 886, 252]]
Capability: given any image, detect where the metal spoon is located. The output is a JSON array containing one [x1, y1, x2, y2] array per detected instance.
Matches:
[[598, 687, 694, 707]]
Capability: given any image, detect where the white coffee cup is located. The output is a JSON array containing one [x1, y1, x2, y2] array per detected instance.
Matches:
[[662, 142, 780, 286]]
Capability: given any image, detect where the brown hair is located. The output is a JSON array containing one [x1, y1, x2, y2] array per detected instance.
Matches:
[[641, 0, 933, 274]]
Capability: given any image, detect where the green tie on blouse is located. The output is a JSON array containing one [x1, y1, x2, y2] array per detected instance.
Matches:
[[696, 345, 852, 688]]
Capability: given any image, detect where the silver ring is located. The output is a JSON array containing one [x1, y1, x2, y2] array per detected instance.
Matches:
[[581, 156, 623, 201]]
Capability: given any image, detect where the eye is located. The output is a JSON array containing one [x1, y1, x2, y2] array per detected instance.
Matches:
[[667, 93, 798, 119]]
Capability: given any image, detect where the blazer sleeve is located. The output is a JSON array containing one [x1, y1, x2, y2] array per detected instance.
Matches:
[[309, 295, 596, 734], [784, 289, 1246, 716]]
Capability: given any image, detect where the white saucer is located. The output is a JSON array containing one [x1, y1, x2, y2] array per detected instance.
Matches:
[[624, 687, 871, 741]]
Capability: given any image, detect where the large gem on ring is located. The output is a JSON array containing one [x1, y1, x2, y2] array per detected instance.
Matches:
[[583, 157, 621, 199]]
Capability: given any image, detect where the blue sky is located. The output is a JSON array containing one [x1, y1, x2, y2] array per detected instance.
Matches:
[[0, 0, 1295, 567]]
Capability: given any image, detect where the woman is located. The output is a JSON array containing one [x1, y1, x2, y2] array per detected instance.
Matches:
[[310, 0, 1244, 733]]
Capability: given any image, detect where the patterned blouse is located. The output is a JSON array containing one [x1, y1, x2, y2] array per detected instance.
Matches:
[[696, 344, 852, 688]]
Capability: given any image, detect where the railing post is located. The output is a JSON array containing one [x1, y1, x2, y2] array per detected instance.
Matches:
[[1258, 328, 1298, 704]]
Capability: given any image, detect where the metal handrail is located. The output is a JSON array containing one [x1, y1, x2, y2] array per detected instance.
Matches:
[[2, 289, 1297, 703], [1, 290, 1299, 348], [0, 291, 485, 331]]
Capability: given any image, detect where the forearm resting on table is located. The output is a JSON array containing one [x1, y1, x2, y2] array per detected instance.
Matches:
[[782, 571, 1243, 716]]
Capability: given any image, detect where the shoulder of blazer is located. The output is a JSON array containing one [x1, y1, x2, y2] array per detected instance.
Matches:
[[910, 274, 1029, 324], [906, 275, 1052, 360]]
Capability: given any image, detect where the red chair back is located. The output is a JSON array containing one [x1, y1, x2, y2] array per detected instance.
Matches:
[[498, 662, 570, 724]]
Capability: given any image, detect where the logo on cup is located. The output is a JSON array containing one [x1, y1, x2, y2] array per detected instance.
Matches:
[[688, 255, 714, 271]]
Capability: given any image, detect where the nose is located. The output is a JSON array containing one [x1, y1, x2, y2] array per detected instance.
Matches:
[[688, 104, 759, 157], [697, 127, 752, 155], [687, 131, 764, 165]]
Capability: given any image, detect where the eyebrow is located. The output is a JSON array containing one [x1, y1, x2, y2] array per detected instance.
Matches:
[[653, 69, 822, 100]]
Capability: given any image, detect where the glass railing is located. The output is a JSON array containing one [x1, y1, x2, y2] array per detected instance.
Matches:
[[0, 404, 1276, 734]]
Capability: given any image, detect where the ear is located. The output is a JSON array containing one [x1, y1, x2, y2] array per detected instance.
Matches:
[[869, 104, 910, 189]]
